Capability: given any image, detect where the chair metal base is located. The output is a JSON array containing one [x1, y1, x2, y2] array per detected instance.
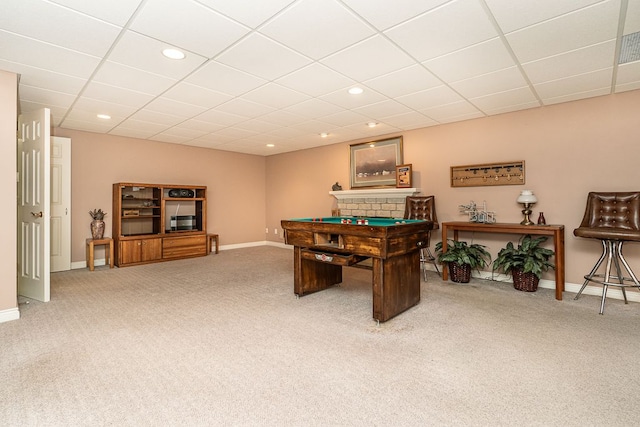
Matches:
[[574, 239, 640, 314], [419, 247, 439, 281]]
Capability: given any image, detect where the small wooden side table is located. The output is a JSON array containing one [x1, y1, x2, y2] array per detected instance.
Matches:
[[86, 237, 114, 271], [207, 233, 219, 254]]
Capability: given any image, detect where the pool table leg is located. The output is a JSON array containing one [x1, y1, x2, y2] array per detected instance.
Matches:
[[372, 251, 421, 322]]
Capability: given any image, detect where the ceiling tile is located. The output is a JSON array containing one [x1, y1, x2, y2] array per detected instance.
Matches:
[[92, 61, 177, 95], [127, 109, 186, 127], [108, 31, 208, 80], [59, 118, 118, 133], [260, 0, 374, 59], [0, 0, 121, 57], [178, 118, 226, 133], [193, 109, 247, 127], [470, 87, 539, 114], [0, 30, 101, 79], [19, 100, 68, 126], [214, 98, 276, 118], [451, 66, 529, 99], [616, 61, 640, 92], [343, 0, 450, 30], [242, 83, 310, 109], [321, 35, 415, 81], [144, 97, 208, 118], [257, 110, 307, 126], [18, 85, 76, 109], [284, 98, 345, 118], [216, 33, 312, 80], [424, 37, 516, 83], [506, 0, 620, 63], [420, 101, 484, 123], [162, 82, 233, 109], [396, 85, 463, 110], [319, 86, 387, 109], [64, 97, 137, 121], [624, 0, 640, 34], [318, 110, 369, 127], [130, 0, 250, 58], [81, 82, 154, 108], [276, 63, 355, 97], [522, 40, 616, 84], [186, 61, 267, 96], [364, 64, 441, 98], [535, 68, 614, 101], [196, 0, 295, 28], [378, 111, 438, 129], [385, 0, 498, 61], [485, 0, 603, 33], [0, 60, 85, 94], [542, 87, 611, 105], [352, 99, 414, 119], [49, 0, 144, 26]]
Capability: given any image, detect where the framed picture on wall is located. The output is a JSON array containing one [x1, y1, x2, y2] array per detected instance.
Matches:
[[396, 164, 412, 188], [349, 136, 403, 188]]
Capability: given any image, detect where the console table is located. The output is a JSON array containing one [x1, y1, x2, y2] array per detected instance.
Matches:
[[441, 222, 565, 300]]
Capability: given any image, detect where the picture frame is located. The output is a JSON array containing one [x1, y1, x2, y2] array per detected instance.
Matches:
[[396, 164, 412, 188], [350, 136, 403, 188]]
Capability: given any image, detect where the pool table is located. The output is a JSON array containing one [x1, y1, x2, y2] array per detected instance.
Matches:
[[281, 217, 434, 323]]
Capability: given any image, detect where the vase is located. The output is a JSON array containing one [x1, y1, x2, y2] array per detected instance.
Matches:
[[91, 220, 105, 240]]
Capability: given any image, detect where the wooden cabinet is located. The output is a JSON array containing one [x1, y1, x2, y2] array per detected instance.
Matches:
[[113, 182, 207, 267], [119, 238, 162, 265]]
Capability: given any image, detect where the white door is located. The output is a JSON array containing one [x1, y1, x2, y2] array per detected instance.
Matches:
[[17, 108, 50, 302], [50, 136, 71, 272]]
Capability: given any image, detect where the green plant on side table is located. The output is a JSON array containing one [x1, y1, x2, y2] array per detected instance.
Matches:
[[492, 235, 555, 292], [435, 239, 492, 283]]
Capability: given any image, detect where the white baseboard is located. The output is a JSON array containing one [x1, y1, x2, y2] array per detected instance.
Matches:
[[0, 307, 20, 323], [434, 267, 640, 303]]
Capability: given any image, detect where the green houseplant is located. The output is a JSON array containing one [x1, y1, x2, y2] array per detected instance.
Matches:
[[492, 235, 555, 292], [435, 239, 492, 283]]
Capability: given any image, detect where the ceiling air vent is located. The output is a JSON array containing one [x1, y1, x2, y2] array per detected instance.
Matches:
[[619, 31, 640, 64]]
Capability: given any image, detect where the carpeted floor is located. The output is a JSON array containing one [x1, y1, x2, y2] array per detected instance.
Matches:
[[1, 246, 639, 426]]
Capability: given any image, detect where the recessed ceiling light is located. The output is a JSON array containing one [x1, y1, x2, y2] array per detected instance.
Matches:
[[348, 87, 363, 95], [367, 122, 378, 128], [162, 48, 186, 60], [320, 132, 330, 138], [266, 144, 275, 147], [96, 114, 111, 120]]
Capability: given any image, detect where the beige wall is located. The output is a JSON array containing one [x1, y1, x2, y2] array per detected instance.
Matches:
[[266, 90, 640, 287], [52, 129, 267, 263], [0, 70, 17, 315]]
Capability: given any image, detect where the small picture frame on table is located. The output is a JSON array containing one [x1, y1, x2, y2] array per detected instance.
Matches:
[[396, 164, 412, 188]]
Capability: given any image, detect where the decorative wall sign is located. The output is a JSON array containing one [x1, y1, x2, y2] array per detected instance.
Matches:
[[450, 160, 525, 188]]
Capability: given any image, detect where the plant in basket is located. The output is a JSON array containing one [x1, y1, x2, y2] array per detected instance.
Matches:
[[435, 239, 491, 283], [492, 235, 555, 292]]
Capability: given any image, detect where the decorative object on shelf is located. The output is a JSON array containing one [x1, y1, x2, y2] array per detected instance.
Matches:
[[396, 164, 412, 188], [350, 136, 403, 188], [168, 188, 195, 198], [459, 200, 496, 223], [451, 160, 525, 188], [516, 190, 538, 225], [492, 235, 555, 292], [331, 182, 342, 191], [537, 212, 546, 225], [89, 208, 106, 240], [435, 240, 492, 283]]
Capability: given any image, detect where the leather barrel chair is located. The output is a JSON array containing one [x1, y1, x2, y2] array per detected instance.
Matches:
[[404, 196, 439, 280], [573, 192, 640, 314]]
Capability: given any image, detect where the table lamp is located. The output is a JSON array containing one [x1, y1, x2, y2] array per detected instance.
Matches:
[[517, 190, 537, 225]]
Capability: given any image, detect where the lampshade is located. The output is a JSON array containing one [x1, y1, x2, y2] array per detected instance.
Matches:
[[517, 190, 538, 204]]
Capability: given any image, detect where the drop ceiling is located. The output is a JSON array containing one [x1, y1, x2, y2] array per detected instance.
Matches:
[[2, 0, 639, 156]]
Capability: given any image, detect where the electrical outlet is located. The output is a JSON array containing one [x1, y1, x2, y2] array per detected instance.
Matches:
[[274, 228, 278, 235], [265, 227, 269, 233]]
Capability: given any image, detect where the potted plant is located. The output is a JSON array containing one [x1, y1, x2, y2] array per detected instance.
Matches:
[[492, 235, 554, 292], [89, 208, 107, 240], [435, 239, 492, 283]]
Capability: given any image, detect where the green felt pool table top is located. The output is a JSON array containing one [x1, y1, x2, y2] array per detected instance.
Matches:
[[289, 217, 426, 226]]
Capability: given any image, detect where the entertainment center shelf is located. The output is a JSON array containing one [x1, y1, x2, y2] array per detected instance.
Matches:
[[112, 182, 207, 267]]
